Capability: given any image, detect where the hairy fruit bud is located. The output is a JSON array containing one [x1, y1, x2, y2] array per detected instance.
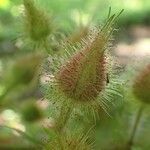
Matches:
[[57, 33, 107, 102], [133, 64, 150, 104], [23, 0, 52, 42], [55, 9, 124, 103], [9, 53, 43, 86]]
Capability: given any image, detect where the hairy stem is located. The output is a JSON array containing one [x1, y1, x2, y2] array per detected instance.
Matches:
[[56, 101, 73, 132], [55, 100, 74, 149], [127, 104, 144, 150]]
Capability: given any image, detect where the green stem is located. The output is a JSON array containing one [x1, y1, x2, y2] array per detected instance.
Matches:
[[56, 101, 73, 132], [127, 104, 144, 150], [55, 100, 74, 149]]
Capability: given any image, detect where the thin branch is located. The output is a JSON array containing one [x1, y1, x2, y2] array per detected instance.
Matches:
[[126, 104, 144, 150]]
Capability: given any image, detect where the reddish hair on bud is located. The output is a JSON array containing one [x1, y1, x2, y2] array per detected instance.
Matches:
[[56, 9, 124, 102], [56, 33, 107, 102]]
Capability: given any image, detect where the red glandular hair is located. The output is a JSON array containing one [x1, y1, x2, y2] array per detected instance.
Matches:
[[133, 64, 150, 104], [56, 33, 107, 102]]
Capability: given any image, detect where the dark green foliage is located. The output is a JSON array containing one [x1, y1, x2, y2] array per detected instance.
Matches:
[[21, 101, 43, 122]]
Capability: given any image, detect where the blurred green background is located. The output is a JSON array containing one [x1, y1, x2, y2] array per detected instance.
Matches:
[[0, 0, 150, 149]]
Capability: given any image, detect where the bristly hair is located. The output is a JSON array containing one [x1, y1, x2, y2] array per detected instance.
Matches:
[[44, 8, 124, 131], [55, 8, 124, 103], [22, 0, 53, 53], [44, 126, 95, 150]]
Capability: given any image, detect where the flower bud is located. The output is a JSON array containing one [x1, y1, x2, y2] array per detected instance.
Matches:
[[55, 10, 123, 102], [9, 53, 43, 86], [133, 64, 150, 104], [23, 0, 52, 42], [57, 33, 107, 102]]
